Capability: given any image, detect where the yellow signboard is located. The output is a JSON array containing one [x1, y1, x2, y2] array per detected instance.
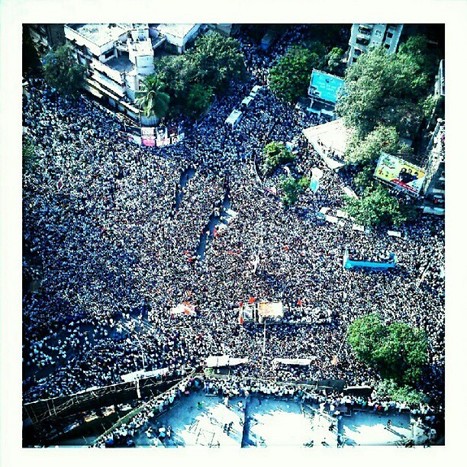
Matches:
[[374, 152, 425, 195]]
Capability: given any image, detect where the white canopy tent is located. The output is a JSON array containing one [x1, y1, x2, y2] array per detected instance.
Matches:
[[205, 356, 249, 368], [387, 230, 402, 238], [121, 367, 169, 382], [272, 357, 317, 366]]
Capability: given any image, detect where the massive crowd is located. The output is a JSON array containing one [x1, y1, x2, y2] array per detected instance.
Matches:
[[22, 26, 445, 430]]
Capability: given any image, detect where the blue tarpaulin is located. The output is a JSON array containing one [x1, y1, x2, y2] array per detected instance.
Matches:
[[309, 178, 320, 193], [309, 70, 345, 104]]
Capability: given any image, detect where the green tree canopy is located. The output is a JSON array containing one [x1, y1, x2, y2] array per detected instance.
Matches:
[[279, 175, 309, 206], [397, 35, 440, 80], [336, 46, 432, 138], [156, 32, 246, 117], [347, 314, 429, 385], [185, 83, 214, 118], [42, 45, 86, 99], [269, 46, 320, 103], [187, 31, 247, 94], [345, 125, 405, 165], [261, 142, 296, 175], [135, 75, 170, 119], [325, 46, 345, 74], [374, 379, 429, 406], [344, 184, 408, 227]]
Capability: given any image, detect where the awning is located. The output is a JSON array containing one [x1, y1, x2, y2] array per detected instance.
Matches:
[[272, 357, 316, 366], [205, 356, 249, 367]]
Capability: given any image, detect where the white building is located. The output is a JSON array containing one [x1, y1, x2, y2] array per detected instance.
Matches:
[[154, 23, 201, 54], [347, 24, 403, 66], [421, 119, 445, 215], [64, 23, 159, 123]]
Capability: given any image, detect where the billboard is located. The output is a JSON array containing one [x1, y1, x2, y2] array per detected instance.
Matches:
[[374, 152, 426, 195], [141, 127, 155, 147], [308, 70, 345, 104]]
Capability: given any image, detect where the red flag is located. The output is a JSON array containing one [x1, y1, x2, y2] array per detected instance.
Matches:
[[238, 314, 244, 325], [248, 297, 255, 304], [297, 299, 303, 307]]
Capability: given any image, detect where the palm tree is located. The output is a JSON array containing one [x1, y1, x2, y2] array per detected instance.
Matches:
[[135, 75, 170, 119]]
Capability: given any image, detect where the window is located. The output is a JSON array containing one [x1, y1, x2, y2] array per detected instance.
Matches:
[[356, 37, 370, 46], [387, 31, 393, 39], [103, 49, 115, 59], [358, 26, 372, 35], [384, 44, 390, 49], [354, 48, 362, 56]]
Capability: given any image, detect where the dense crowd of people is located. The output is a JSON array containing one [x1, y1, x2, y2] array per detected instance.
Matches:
[[22, 25, 445, 433]]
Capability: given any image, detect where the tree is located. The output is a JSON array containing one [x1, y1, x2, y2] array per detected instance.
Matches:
[[325, 46, 345, 74], [374, 322, 429, 384], [344, 184, 408, 227], [261, 142, 295, 175], [374, 379, 428, 406], [345, 125, 407, 165], [347, 314, 429, 385], [336, 46, 430, 138], [279, 175, 309, 206], [347, 313, 386, 363], [156, 32, 246, 116], [269, 46, 320, 103], [397, 35, 440, 83], [188, 31, 247, 94], [135, 75, 170, 119], [156, 55, 197, 117], [42, 45, 86, 99], [185, 83, 214, 118]]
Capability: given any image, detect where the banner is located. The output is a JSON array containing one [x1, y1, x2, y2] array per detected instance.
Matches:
[[170, 302, 197, 316], [141, 127, 155, 147], [374, 152, 426, 195]]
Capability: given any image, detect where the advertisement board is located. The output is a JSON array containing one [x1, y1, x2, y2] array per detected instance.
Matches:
[[141, 127, 155, 147], [374, 152, 426, 195], [308, 70, 345, 104]]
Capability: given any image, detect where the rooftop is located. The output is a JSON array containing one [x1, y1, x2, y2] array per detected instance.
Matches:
[[156, 23, 197, 39], [68, 23, 132, 47], [106, 55, 134, 73]]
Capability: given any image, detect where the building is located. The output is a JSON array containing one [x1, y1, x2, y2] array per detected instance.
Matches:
[[421, 119, 445, 215], [347, 24, 403, 66], [64, 23, 162, 124], [154, 23, 201, 54], [27, 24, 66, 55], [28, 23, 204, 124]]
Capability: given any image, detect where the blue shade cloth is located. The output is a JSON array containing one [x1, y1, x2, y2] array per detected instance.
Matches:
[[309, 70, 345, 104], [309, 178, 320, 193]]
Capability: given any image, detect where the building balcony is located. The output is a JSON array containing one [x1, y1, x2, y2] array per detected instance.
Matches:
[[357, 25, 372, 35], [90, 57, 127, 84], [90, 71, 125, 98]]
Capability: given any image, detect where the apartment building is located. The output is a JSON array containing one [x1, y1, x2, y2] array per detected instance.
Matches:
[[421, 119, 445, 215], [63, 23, 163, 123], [347, 24, 403, 66], [27, 23, 207, 124]]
